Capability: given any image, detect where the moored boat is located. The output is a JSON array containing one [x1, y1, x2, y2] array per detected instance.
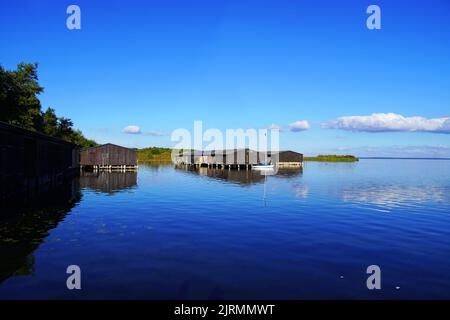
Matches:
[[252, 164, 274, 170]]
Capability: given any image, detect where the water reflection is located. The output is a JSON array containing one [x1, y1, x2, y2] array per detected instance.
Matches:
[[292, 184, 310, 198], [0, 180, 81, 284], [1, 160, 450, 299], [0, 170, 138, 284], [176, 165, 303, 186], [342, 185, 450, 209], [272, 168, 304, 179], [80, 171, 137, 194]]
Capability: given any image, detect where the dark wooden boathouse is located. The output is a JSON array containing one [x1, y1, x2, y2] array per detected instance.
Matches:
[[174, 149, 303, 169], [79, 143, 138, 170], [278, 151, 304, 167], [0, 121, 79, 206]]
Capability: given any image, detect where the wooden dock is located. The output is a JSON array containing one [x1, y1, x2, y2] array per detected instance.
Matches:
[[174, 149, 303, 169]]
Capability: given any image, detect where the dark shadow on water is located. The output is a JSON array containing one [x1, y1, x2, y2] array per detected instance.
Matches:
[[0, 165, 302, 289], [0, 179, 81, 284], [0, 170, 138, 285]]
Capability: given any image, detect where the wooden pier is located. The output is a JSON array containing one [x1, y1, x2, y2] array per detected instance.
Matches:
[[174, 149, 303, 169]]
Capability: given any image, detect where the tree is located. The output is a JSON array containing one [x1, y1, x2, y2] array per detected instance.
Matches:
[[41, 107, 58, 136], [0, 63, 97, 148], [69, 129, 97, 148], [56, 117, 74, 139], [0, 63, 43, 130]]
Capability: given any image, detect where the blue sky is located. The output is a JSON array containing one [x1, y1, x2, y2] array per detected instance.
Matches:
[[1, 0, 449, 156]]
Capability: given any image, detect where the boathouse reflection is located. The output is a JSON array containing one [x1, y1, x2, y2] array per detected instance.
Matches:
[[79, 171, 137, 194], [176, 165, 303, 186]]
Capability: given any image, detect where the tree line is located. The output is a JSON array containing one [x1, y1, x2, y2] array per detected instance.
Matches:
[[137, 147, 173, 162], [0, 63, 97, 148], [304, 155, 359, 162]]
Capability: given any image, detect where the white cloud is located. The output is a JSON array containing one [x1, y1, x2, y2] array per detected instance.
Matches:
[[323, 113, 450, 133], [122, 125, 141, 134], [288, 120, 310, 132]]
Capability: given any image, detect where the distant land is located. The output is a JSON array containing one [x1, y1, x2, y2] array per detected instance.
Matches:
[[138, 147, 172, 162], [137, 148, 361, 163], [138, 150, 450, 163], [304, 155, 359, 162], [359, 157, 450, 160]]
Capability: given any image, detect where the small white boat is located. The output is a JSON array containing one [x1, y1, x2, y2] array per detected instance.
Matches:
[[252, 164, 274, 170]]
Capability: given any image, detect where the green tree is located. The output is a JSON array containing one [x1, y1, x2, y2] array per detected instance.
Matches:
[[56, 117, 74, 139], [41, 107, 58, 136], [68, 129, 98, 148], [0, 63, 98, 148], [0, 63, 43, 130]]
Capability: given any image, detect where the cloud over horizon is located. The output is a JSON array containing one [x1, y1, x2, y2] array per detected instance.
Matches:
[[288, 120, 310, 132], [323, 113, 450, 134], [266, 121, 310, 132], [122, 125, 141, 134]]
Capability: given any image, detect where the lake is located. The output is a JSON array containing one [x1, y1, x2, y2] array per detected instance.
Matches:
[[1, 159, 450, 299]]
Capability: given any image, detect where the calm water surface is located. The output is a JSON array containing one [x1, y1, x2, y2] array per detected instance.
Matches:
[[1, 159, 450, 299]]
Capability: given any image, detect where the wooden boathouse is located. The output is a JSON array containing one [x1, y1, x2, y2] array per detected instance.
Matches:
[[79, 143, 138, 170], [0, 121, 79, 205], [277, 150, 304, 167], [174, 149, 303, 169]]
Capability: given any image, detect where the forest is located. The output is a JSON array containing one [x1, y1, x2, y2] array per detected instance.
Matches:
[[0, 63, 97, 148]]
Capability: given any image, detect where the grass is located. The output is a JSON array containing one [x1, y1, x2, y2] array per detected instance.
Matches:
[[304, 155, 359, 162], [137, 147, 173, 162]]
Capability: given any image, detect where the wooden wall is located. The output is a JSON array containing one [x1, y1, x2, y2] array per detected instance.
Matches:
[[80, 144, 137, 166], [175, 149, 303, 165], [0, 121, 79, 205]]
